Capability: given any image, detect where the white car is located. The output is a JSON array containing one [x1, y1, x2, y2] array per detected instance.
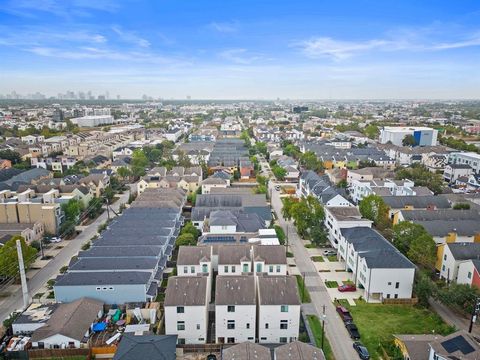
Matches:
[[50, 237, 62, 243]]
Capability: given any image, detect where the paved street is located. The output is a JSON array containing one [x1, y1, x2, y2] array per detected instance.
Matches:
[[0, 186, 134, 322], [269, 181, 359, 360]]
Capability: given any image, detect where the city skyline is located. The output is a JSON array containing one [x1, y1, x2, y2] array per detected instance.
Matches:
[[1, 0, 480, 99]]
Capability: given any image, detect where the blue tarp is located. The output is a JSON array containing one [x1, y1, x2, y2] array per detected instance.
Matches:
[[92, 322, 107, 332]]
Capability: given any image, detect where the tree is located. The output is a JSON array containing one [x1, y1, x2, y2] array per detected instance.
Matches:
[[358, 194, 390, 229], [87, 197, 103, 219], [0, 149, 21, 164], [59, 220, 76, 237], [61, 199, 84, 223], [407, 233, 436, 268], [117, 167, 131, 181], [300, 151, 324, 172], [180, 222, 200, 241], [272, 165, 287, 180], [254, 142, 267, 156], [363, 124, 379, 139], [0, 236, 38, 277], [175, 233, 196, 246], [392, 222, 428, 255], [395, 164, 444, 194], [414, 273, 436, 308], [402, 134, 416, 147], [282, 197, 295, 221], [131, 149, 149, 177], [437, 283, 480, 314]]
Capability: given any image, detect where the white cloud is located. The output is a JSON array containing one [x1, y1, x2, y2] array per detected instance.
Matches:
[[111, 26, 150, 48], [208, 21, 238, 33], [297, 29, 480, 60], [219, 48, 262, 64]]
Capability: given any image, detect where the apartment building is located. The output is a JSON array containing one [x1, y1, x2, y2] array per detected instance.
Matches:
[[324, 206, 372, 248], [137, 166, 203, 195], [379, 126, 438, 146], [298, 171, 351, 207], [257, 276, 301, 344], [338, 227, 415, 302], [449, 152, 480, 174], [215, 275, 256, 344], [437, 243, 480, 283], [164, 276, 209, 344]]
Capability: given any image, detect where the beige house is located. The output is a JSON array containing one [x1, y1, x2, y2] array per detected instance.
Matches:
[[0, 201, 62, 235], [137, 166, 203, 195], [78, 174, 110, 198]]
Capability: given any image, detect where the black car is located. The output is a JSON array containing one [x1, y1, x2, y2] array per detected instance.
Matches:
[[346, 323, 361, 340], [353, 342, 370, 359]]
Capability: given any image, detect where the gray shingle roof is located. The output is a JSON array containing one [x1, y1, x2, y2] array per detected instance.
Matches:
[[113, 334, 177, 360], [55, 271, 151, 286], [275, 341, 326, 360], [448, 243, 480, 260], [215, 275, 256, 305], [177, 246, 211, 265], [69, 258, 158, 271], [257, 276, 300, 306], [253, 245, 287, 264], [381, 195, 451, 209], [164, 276, 208, 306], [223, 342, 271, 360]]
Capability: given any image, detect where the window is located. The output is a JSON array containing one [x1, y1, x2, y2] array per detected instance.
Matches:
[[281, 305, 289, 312], [228, 305, 235, 312], [248, 337, 254, 340], [227, 320, 235, 329], [256, 263, 263, 273], [196, 324, 200, 330], [280, 337, 288, 343], [395, 282, 399, 289], [191, 266, 195, 273], [276, 265, 281, 273], [232, 266, 236, 273], [265, 323, 269, 329], [386, 294, 390, 299], [224, 266, 229, 273], [442, 265, 446, 271], [261, 337, 267, 341], [227, 337, 235, 343], [269, 265, 274, 272], [246, 323, 250, 329], [387, 282, 392, 286], [96, 287, 101, 291], [177, 321, 185, 331], [468, 272, 473, 279], [202, 264, 208, 273], [177, 338, 185, 345], [394, 294, 398, 299], [280, 320, 288, 329], [177, 306, 184, 314], [183, 266, 188, 274], [444, 254, 447, 260], [243, 263, 249, 273]]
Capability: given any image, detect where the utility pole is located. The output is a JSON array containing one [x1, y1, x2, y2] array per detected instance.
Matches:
[[39, 237, 44, 259], [16, 239, 29, 310], [105, 197, 111, 220], [469, 297, 480, 333], [302, 271, 306, 303], [321, 304, 326, 350], [286, 225, 289, 256]]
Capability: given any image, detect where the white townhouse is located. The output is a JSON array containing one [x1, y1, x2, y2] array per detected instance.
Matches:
[[349, 178, 416, 204], [218, 244, 253, 275], [324, 206, 372, 248], [437, 243, 480, 283], [448, 152, 480, 174], [164, 276, 209, 344], [215, 276, 256, 344], [257, 276, 301, 344], [176, 246, 213, 296], [253, 245, 288, 275], [338, 227, 415, 302]]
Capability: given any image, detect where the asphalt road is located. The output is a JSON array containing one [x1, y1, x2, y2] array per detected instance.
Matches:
[[0, 186, 133, 322], [269, 181, 359, 360]]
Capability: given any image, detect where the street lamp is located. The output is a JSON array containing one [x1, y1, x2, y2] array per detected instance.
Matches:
[[321, 305, 327, 350]]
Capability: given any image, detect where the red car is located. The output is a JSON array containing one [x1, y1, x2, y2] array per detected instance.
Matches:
[[338, 284, 356, 292]]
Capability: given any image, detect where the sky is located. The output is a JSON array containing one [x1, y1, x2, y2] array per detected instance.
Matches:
[[0, 0, 479, 99]]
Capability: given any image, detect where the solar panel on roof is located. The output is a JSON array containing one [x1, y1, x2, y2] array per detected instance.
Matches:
[[441, 335, 475, 355]]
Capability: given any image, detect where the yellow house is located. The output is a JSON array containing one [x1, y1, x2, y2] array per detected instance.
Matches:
[[394, 334, 439, 360]]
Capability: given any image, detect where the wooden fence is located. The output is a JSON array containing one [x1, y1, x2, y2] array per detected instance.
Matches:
[[28, 348, 90, 359], [177, 343, 222, 353], [382, 297, 418, 305]]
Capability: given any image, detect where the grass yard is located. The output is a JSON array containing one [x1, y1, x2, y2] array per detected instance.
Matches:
[[325, 281, 339, 288], [295, 275, 311, 303], [305, 243, 318, 248], [342, 300, 455, 360], [327, 255, 338, 262], [307, 315, 335, 360], [311, 256, 324, 262], [286, 251, 294, 258]]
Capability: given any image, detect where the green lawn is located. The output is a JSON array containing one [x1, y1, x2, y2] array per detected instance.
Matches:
[[295, 275, 311, 303], [286, 251, 294, 258], [307, 315, 335, 360], [311, 256, 324, 262], [325, 281, 339, 288], [343, 300, 455, 360], [305, 243, 318, 248], [327, 255, 338, 262]]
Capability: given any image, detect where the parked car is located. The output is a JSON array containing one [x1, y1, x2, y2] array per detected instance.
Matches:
[[323, 250, 337, 256], [353, 342, 370, 359], [336, 306, 353, 323], [338, 284, 357, 292], [50, 237, 62, 243], [346, 323, 361, 340]]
